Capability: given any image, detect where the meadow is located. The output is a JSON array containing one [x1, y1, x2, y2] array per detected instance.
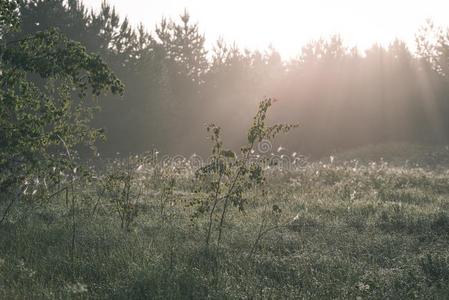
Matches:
[[4, 1, 449, 299], [2, 145, 449, 299]]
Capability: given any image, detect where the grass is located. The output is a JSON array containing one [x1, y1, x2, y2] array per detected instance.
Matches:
[[2, 158, 449, 299], [335, 142, 449, 168]]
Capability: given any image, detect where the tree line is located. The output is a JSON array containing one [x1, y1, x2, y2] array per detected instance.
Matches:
[[7, 0, 449, 157]]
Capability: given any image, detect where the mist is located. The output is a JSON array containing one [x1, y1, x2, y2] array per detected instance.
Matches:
[[5, 1, 449, 298], [8, 0, 449, 159]]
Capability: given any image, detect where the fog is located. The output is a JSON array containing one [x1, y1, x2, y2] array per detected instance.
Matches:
[[10, 0, 449, 158]]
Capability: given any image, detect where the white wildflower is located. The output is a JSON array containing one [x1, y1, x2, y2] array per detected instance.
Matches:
[[350, 191, 356, 201], [357, 282, 370, 291], [66, 282, 88, 294]]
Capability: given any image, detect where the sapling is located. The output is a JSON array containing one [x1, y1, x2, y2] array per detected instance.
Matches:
[[193, 98, 298, 250]]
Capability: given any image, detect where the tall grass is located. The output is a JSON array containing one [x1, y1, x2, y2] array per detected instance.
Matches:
[[2, 156, 449, 299]]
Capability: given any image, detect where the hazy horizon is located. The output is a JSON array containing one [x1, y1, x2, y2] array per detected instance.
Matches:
[[83, 0, 449, 58]]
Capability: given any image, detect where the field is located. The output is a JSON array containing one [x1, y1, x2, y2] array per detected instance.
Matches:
[[2, 147, 449, 299], [4, 1, 449, 299]]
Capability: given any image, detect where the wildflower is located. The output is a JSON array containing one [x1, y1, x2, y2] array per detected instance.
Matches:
[[66, 282, 88, 294], [292, 152, 297, 157], [350, 191, 356, 201], [330, 155, 335, 164], [357, 282, 370, 291], [277, 146, 285, 153]]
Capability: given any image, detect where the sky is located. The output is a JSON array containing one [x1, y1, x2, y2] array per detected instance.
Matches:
[[82, 0, 449, 59]]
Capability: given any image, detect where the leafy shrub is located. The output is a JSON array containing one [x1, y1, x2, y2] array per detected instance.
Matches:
[[193, 98, 297, 249], [0, 1, 123, 224]]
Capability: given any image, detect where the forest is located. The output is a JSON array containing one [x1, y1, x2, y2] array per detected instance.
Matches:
[[5, 0, 449, 157], [2, 0, 449, 299]]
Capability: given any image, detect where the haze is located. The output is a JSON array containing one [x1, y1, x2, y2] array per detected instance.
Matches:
[[5, 0, 449, 297], [83, 0, 449, 58]]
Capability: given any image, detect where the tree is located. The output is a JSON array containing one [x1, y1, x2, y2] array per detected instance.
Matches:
[[0, 0, 124, 196], [156, 10, 208, 85]]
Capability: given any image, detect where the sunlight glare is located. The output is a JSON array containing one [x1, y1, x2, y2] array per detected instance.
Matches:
[[83, 0, 449, 58]]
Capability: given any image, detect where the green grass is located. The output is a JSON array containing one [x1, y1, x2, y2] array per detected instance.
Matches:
[[2, 161, 449, 299]]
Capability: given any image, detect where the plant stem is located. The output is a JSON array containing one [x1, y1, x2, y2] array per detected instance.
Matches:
[[0, 192, 18, 226]]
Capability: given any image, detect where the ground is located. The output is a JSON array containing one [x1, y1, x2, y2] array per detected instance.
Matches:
[[1, 145, 449, 299]]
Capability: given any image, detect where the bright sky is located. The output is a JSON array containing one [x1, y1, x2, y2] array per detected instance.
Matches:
[[83, 0, 449, 59]]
